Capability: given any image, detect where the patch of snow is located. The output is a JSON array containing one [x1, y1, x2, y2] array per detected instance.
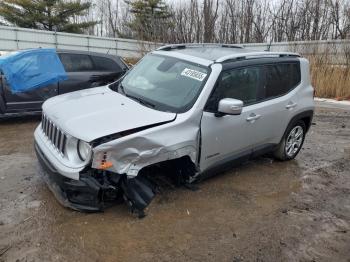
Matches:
[[315, 97, 350, 106]]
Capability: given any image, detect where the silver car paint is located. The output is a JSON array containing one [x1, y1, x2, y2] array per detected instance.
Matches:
[[215, 51, 300, 63], [152, 50, 213, 66], [90, 63, 223, 177], [42, 86, 176, 142], [34, 51, 314, 181], [35, 127, 82, 180], [200, 58, 314, 171]]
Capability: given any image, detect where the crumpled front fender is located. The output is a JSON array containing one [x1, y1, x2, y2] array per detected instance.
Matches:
[[91, 117, 200, 177]]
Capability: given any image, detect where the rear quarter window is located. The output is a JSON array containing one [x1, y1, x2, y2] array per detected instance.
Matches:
[[264, 63, 301, 99], [91, 56, 122, 72]]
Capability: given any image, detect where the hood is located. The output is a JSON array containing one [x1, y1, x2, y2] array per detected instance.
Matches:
[[43, 86, 176, 142]]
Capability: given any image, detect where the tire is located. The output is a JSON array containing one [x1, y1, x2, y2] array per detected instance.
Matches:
[[273, 120, 306, 161]]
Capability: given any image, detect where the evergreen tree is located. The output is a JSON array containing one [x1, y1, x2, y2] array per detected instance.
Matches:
[[0, 0, 97, 34], [125, 0, 172, 41]]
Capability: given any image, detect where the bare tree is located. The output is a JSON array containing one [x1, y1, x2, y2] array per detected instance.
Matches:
[[203, 0, 219, 42], [85, 0, 350, 43], [252, 0, 272, 42], [330, 0, 350, 39]]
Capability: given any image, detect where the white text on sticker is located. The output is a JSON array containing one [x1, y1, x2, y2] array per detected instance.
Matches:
[[181, 68, 207, 81]]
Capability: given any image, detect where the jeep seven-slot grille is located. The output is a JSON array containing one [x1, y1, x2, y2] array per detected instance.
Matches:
[[41, 114, 66, 155]]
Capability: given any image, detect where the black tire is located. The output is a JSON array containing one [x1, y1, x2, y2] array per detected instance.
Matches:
[[273, 120, 306, 161]]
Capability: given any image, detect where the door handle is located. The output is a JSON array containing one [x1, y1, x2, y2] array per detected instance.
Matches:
[[286, 102, 297, 109], [246, 113, 261, 122]]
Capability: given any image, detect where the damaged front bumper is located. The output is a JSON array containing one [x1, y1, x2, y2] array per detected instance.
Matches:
[[35, 143, 155, 215]]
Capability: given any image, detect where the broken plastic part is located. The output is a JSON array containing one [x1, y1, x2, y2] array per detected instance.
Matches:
[[121, 176, 156, 218], [98, 161, 113, 170], [37, 139, 196, 217], [37, 141, 156, 216]]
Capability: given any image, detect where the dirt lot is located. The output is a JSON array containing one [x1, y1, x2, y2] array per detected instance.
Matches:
[[0, 102, 349, 262]]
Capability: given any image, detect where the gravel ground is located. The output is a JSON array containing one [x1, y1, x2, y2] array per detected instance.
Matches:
[[0, 102, 349, 262]]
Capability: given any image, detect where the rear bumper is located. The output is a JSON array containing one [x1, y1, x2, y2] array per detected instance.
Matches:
[[35, 142, 104, 212]]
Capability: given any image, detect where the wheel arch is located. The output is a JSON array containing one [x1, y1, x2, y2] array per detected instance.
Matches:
[[138, 155, 197, 182], [280, 110, 314, 143]]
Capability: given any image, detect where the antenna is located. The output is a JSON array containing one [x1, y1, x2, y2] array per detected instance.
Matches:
[[266, 40, 272, 52]]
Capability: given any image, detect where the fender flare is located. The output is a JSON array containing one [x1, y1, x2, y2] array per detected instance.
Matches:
[[125, 146, 197, 177], [280, 110, 314, 144]]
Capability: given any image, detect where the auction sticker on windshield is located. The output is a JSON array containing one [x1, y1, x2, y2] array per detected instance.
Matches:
[[181, 68, 207, 81]]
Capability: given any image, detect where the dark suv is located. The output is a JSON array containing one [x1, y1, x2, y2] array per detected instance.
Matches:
[[0, 49, 128, 118]]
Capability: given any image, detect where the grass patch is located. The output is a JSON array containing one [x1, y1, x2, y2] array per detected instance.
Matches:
[[310, 63, 350, 99]]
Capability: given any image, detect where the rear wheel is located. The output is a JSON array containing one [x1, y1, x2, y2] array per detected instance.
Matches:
[[274, 120, 306, 161]]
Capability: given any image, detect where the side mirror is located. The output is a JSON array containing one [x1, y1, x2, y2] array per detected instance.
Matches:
[[216, 98, 243, 116]]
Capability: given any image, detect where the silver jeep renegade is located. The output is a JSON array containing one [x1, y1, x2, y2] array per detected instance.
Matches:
[[34, 44, 314, 216]]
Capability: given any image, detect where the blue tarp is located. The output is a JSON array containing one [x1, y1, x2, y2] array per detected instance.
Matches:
[[0, 48, 67, 93]]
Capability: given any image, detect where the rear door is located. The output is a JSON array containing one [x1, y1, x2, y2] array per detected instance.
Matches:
[[58, 53, 126, 95], [58, 53, 95, 94], [250, 62, 301, 151]]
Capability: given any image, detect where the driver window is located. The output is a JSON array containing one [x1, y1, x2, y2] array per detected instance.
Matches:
[[206, 66, 262, 112]]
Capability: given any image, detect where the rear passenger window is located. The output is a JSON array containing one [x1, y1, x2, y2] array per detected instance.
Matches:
[[59, 54, 94, 72], [206, 66, 262, 111], [91, 56, 121, 72], [264, 63, 300, 98]]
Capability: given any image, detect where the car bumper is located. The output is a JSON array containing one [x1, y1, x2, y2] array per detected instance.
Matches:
[[35, 142, 104, 212]]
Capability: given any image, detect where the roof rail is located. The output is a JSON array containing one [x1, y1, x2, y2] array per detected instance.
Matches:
[[157, 43, 244, 51], [215, 51, 300, 63]]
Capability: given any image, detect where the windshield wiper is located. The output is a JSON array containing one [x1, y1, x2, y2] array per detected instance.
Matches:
[[118, 82, 126, 94], [118, 82, 156, 108], [126, 93, 156, 108]]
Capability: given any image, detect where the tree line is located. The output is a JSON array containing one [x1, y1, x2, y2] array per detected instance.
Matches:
[[1, 0, 349, 43], [91, 0, 350, 43]]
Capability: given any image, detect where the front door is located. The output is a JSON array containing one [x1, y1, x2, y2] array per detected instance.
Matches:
[[1, 76, 57, 113], [200, 65, 265, 172]]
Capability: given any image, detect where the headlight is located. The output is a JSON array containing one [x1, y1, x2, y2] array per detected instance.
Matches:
[[77, 140, 92, 161]]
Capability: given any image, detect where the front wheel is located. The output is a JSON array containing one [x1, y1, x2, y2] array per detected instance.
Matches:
[[273, 120, 306, 161]]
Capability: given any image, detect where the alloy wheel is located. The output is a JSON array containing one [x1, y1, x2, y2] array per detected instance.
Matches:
[[285, 125, 304, 157]]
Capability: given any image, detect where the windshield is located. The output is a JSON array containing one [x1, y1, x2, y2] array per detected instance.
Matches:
[[117, 54, 209, 113]]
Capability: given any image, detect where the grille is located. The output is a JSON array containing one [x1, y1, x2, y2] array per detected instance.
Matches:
[[41, 114, 67, 155]]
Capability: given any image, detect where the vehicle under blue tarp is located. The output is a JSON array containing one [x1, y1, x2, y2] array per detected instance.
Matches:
[[0, 48, 67, 94]]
